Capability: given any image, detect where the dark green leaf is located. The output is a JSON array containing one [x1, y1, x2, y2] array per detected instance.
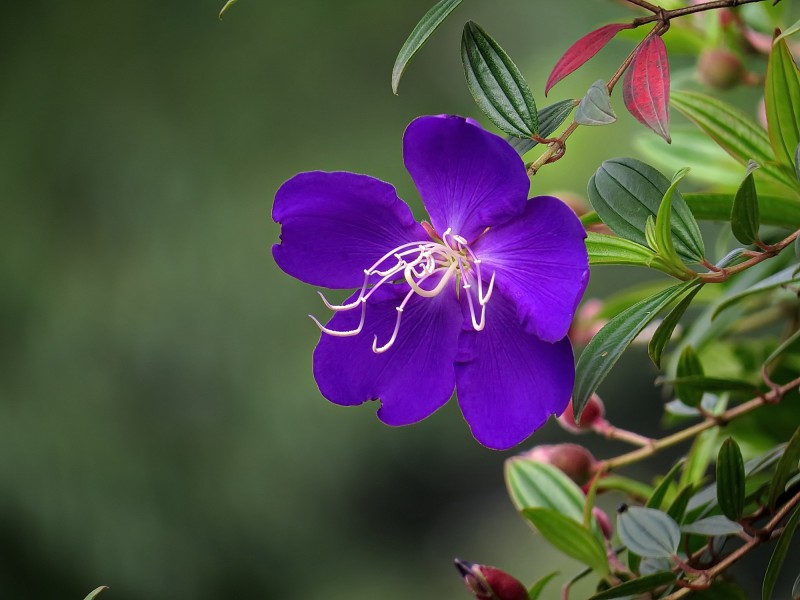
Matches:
[[575, 80, 616, 126], [461, 22, 538, 137], [647, 459, 686, 510], [587, 158, 705, 262], [391, 0, 463, 94], [573, 281, 700, 416], [767, 426, 800, 509], [731, 162, 761, 244], [712, 265, 800, 320], [84, 587, 109, 600], [669, 375, 757, 396], [523, 508, 609, 574], [681, 515, 742, 536], [684, 192, 800, 228], [674, 346, 704, 406], [505, 458, 587, 522], [765, 36, 800, 171], [528, 572, 559, 600], [717, 438, 746, 520], [763, 502, 800, 600], [507, 100, 576, 155], [666, 484, 694, 524], [588, 571, 677, 600], [617, 505, 681, 558], [648, 284, 703, 368]]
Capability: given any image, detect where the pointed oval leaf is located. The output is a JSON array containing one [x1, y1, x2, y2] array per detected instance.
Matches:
[[767, 426, 800, 510], [523, 508, 610, 574], [666, 484, 695, 524], [681, 515, 743, 536], [731, 164, 761, 244], [587, 158, 704, 262], [763, 502, 800, 600], [647, 460, 686, 510], [84, 587, 110, 600], [654, 168, 694, 271], [575, 80, 617, 126], [648, 285, 703, 368], [528, 571, 560, 600], [504, 457, 586, 523], [674, 345, 704, 407], [765, 36, 800, 170], [461, 21, 538, 137], [507, 99, 575, 155], [623, 36, 671, 142], [586, 231, 672, 273], [391, 0, 463, 94], [588, 571, 677, 600], [546, 23, 631, 94], [617, 505, 681, 558], [573, 280, 699, 415], [717, 438, 746, 520]]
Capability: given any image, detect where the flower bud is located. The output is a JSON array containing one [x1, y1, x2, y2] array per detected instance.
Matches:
[[558, 395, 606, 434], [522, 443, 599, 486], [454, 559, 528, 600], [697, 49, 744, 90], [592, 507, 613, 540]]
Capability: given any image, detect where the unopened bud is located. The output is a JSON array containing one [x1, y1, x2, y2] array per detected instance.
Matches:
[[558, 395, 607, 434], [593, 507, 613, 540], [522, 443, 599, 486], [697, 49, 744, 90], [454, 559, 528, 600]]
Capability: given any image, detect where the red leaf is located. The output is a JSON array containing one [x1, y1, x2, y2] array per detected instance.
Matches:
[[623, 36, 671, 142], [546, 23, 631, 95]]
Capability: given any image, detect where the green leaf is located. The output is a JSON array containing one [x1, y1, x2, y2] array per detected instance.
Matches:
[[528, 572, 559, 600], [587, 158, 705, 262], [588, 571, 677, 600], [218, 0, 238, 19], [671, 90, 797, 190], [684, 192, 800, 228], [504, 458, 586, 522], [763, 502, 800, 600], [596, 475, 654, 499], [674, 346, 704, 406], [765, 36, 800, 170], [767, 426, 800, 509], [666, 484, 695, 524], [461, 22, 538, 137], [731, 162, 762, 244], [647, 459, 686, 510], [575, 80, 616, 126], [523, 508, 609, 574], [680, 427, 719, 490], [655, 167, 695, 271], [763, 327, 800, 372], [775, 19, 800, 43], [717, 438, 746, 520], [586, 232, 677, 275], [83, 587, 109, 600], [573, 281, 700, 416], [681, 515, 743, 536], [391, 0, 463, 94], [795, 142, 800, 182], [712, 265, 800, 319], [668, 375, 757, 396], [617, 505, 681, 558], [507, 100, 576, 155], [648, 285, 703, 368]]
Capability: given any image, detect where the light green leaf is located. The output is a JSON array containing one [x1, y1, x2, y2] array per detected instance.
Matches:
[[617, 505, 681, 558], [666, 484, 695, 524], [218, 0, 238, 19], [523, 508, 610, 574], [504, 458, 586, 523], [712, 265, 800, 319], [391, 0, 462, 94], [684, 192, 800, 228], [681, 515, 742, 536], [763, 502, 800, 600], [717, 438, 746, 520], [588, 571, 677, 600], [765, 36, 800, 170], [775, 19, 800, 43], [575, 80, 616, 126], [681, 427, 719, 489], [461, 21, 538, 137], [655, 167, 696, 272], [767, 426, 800, 510], [586, 232, 677, 275], [573, 281, 700, 416], [83, 587, 109, 600], [596, 475, 654, 499], [648, 285, 703, 368], [647, 459, 686, 510], [731, 162, 761, 244], [507, 99, 576, 155], [528, 572, 559, 600]]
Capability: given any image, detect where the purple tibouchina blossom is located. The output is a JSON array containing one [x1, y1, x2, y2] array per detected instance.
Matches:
[[272, 115, 589, 450]]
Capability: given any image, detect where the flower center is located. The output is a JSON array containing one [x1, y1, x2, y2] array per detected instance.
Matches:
[[310, 228, 495, 353]]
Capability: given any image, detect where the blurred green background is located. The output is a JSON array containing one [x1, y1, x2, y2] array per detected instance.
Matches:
[[0, 1, 793, 599]]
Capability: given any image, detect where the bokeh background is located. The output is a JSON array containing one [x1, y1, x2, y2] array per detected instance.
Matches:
[[0, 1, 796, 599]]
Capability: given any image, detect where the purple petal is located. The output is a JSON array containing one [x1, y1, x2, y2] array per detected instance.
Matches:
[[455, 290, 575, 450], [273, 171, 427, 289], [474, 196, 589, 342], [313, 284, 462, 426], [403, 115, 528, 242]]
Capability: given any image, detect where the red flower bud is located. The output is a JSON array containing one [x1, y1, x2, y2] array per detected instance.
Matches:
[[522, 443, 599, 486], [697, 49, 744, 90], [454, 560, 528, 600], [558, 394, 607, 434]]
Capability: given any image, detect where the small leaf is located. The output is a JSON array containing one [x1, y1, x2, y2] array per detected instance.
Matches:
[[684, 191, 800, 228], [767, 426, 800, 510], [575, 80, 616, 126], [654, 168, 693, 271], [84, 587, 109, 600], [648, 285, 702, 368], [586, 232, 674, 274], [391, 0, 463, 94], [623, 35, 671, 142], [617, 505, 681, 558], [507, 100, 576, 155], [674, 346, 704, 406], [681, 515, 743, 536], [587, 571, 677, 600], [712, 265, 800, 319], [666, 484, 695, 524], [218, 0, 238, 19], [523, 508, 609, 574], [765, 35, 800, 171], [461, 22, 538, 137], [528, 572, 559, 600], [647, 459, 686, 510], [546, 23, 631, 94], [505, 458, 587, 523], [763, 502, 800, 600], [717, 438, 746, 520], [731, 162, 762, 244], [573, 281, 700, 416]]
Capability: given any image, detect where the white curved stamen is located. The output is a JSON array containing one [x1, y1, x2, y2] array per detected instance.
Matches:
[[405, 260, 457, 297], [309, 297, 367, 336], [372, 288, 416, 353]]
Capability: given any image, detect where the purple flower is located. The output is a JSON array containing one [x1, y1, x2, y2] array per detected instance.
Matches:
[[272, 115, 589, 450]]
